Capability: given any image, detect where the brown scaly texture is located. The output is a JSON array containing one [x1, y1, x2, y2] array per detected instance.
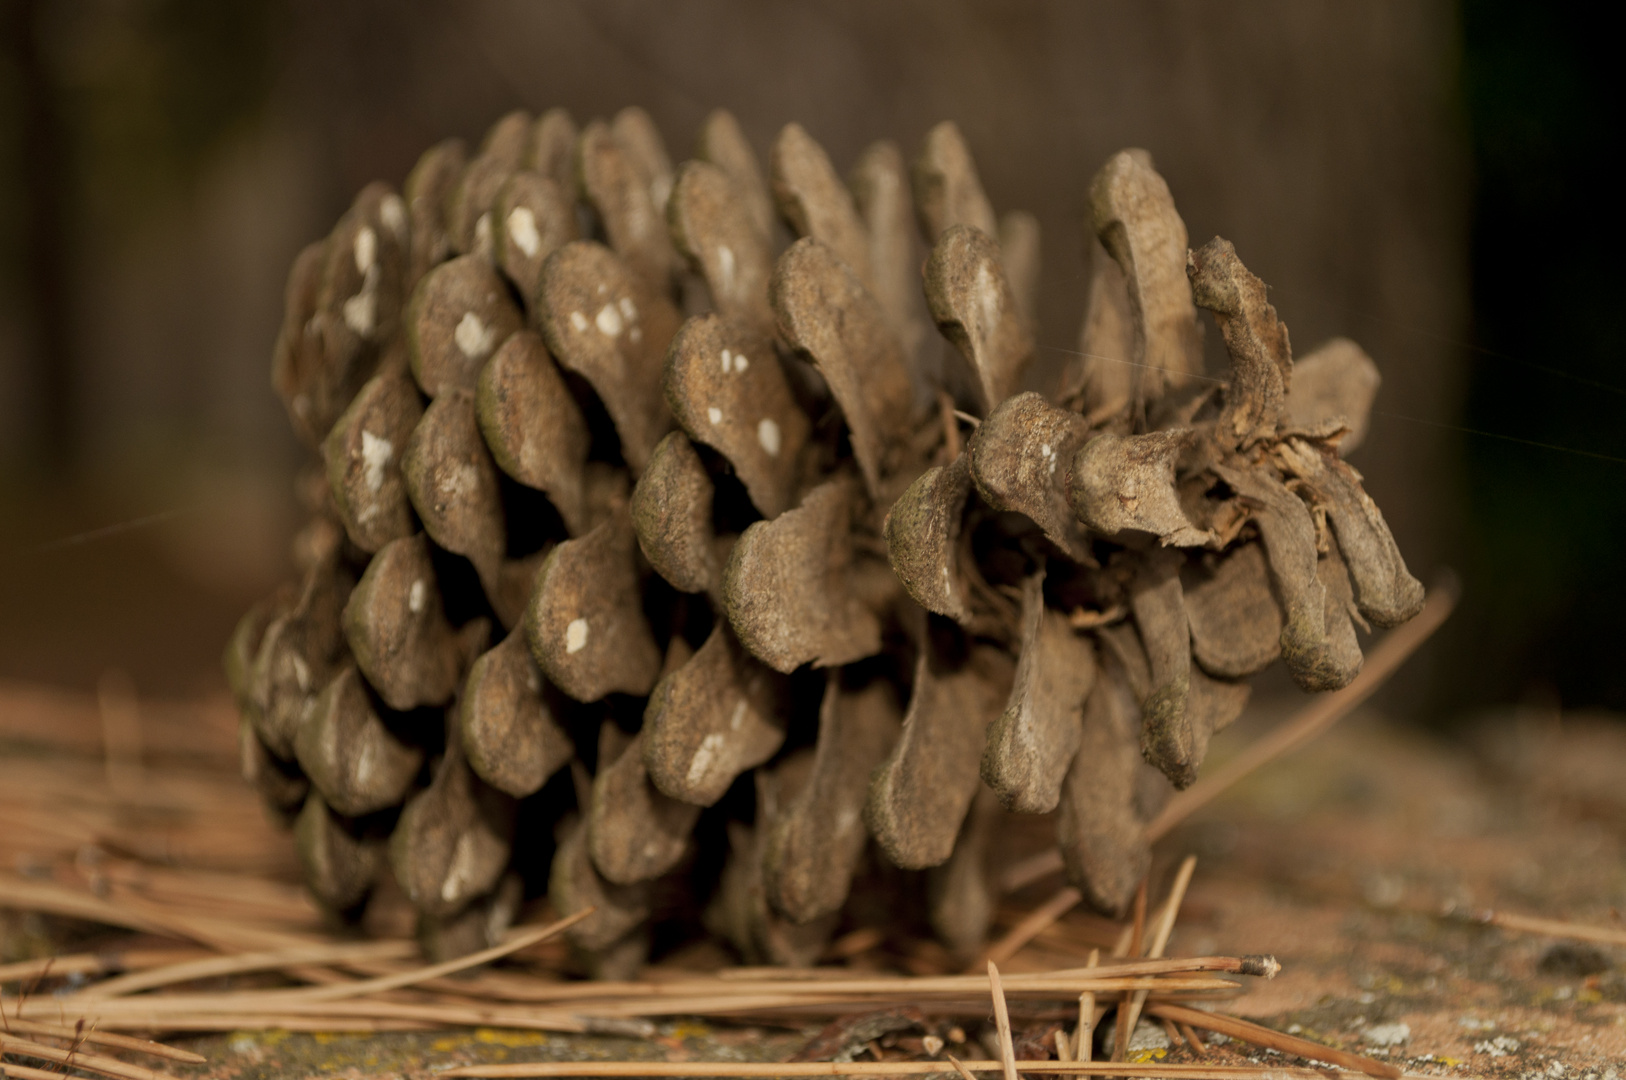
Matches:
[[226, 109, 1421, 973]]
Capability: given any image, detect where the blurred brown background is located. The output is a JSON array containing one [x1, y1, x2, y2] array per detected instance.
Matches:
[[0, 1, 1613, 716]]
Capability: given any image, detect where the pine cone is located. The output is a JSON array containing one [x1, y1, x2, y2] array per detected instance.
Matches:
[[225, 106, 1421, 970]]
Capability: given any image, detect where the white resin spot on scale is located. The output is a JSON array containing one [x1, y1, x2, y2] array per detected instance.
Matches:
[[379, 195, 407, 239], [595, 303, 623, 337], [507, 207, 541, 258], [353, 226, 378, 274], [343, 287, 377, 336], [408, 579, 427, 614], [1038, 442, 1059, 477], [707, 407, 723, 425], [569, 310, 589, 333], [618, 296, 637, 321], [455, 312, 496, 360], [975, 262, 999, 337], [354, 739, 378, 787], [565, 618, 589, 654], [440, 463, 479, 499], [360, 430, 393, 493], [717, 245, 735, 291], [686, 732, 726, 786], [440, 832, 480, 904], [757, 417, 781, 456]]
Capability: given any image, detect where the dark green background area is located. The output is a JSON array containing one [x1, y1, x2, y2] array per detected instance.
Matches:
[[1453, 2, 1625, 711], [0, 0, 1619, 715], [0, 0, 278, 459]]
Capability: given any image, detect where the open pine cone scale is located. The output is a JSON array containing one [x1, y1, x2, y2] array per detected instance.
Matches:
[[225, 105, 1422, 973]]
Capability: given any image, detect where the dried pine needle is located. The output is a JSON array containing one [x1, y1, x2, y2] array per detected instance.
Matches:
[[438, 1061, 1331, 1079], [72, 939, 418, 1000], [985, 961, 1018, 1080], [1453, 904, 1626, 948], [1116, 854, 1197, 1057], [0, 1032, 171, 1080], [0, 1019, 205, 1064], [976, 886, 1084, 970], [1148, 1001, 1401, 1080]]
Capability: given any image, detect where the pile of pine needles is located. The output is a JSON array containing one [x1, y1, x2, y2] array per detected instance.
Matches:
[[4, 590, 1548, 1080]]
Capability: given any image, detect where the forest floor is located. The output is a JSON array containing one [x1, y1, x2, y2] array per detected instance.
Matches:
[[3, 677, 1624, 1080]]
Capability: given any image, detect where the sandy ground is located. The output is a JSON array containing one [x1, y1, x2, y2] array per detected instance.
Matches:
[[1132, 704, 1626, 1076]]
